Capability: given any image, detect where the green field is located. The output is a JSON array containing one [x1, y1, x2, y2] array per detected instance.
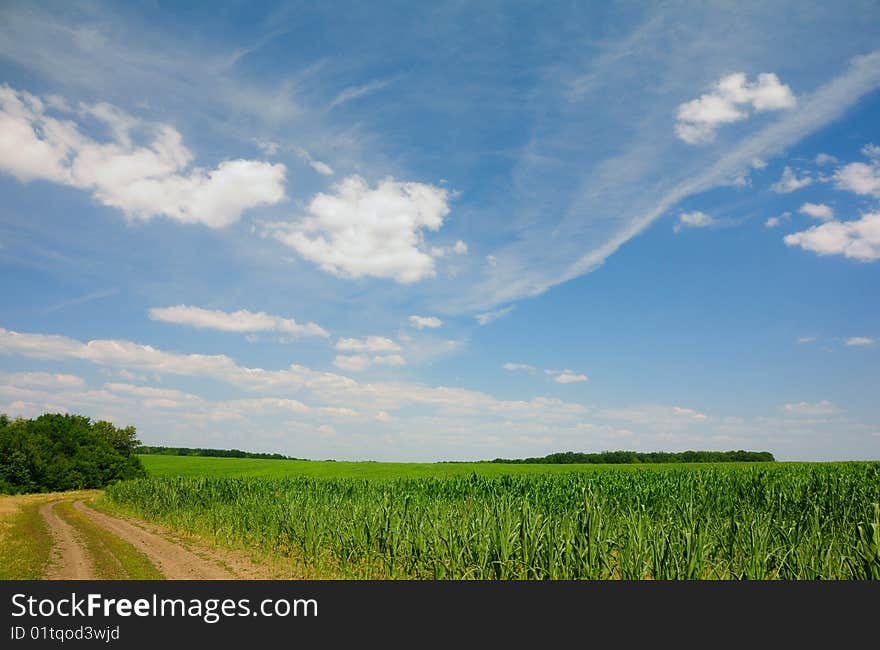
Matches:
[[113, 457, 880, 579], [138, 453, 775, 479]]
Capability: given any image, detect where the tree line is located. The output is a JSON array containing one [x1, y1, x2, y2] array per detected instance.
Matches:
[[0, 413, 146, 494], [488, 450, 775, 464], [136, 446, 306, 460]]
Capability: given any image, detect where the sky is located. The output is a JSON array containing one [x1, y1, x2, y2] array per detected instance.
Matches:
[[0, 1, 878, 462]]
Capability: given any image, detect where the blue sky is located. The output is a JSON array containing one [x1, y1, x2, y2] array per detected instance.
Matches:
[[1, 1, 878, 461]]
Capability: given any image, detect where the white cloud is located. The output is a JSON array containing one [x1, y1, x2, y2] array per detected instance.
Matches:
[[255, 139, 280, 156], [844, 336, 874, 346], [485, 255, 498, 267], [408, 315, 442, 330], [784, 212, 880, 262], [553, 370, 588, 384], [475, 305, 514, 326], [430, 240, 469, 258], [308, 160, 334, 176], [468, 51, 880, 313], [329, 78, 394, 109], [861, 143, 880, 159], [674, 210, 714, 233], [0, 328, 589, 423], [333, 354, 406, 372], [771, 166, 812, 193], [671, 406, 708, 420], [0, 371, 85, 389], [598, 404, 709, 427], [675, 72, 796, 144], [765, 212, 791, 228], [799, 203, 834, 221], [0, 85, 287, 228], [797, 336, 817, 344], [782, 400, 837, 416], [292, 146, 334, 176], [835, 162, 880, 198], [815, 153, 838, 165], [502, 363, 535, 373], [751, 157, 768, 169], [104, 382, 201, 403], [149, 305, 329, 338], [335, 336, 400, 353], [265, 175, 451, 284]]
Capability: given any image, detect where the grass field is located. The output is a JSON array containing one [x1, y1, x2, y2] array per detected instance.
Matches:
[[138, 454, 776, 479], [112, 458, 880, 579]]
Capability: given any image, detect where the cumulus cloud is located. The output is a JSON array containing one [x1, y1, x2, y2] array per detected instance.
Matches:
[[799, 203, 834, 221], [0, 85, 286, 227], [333, 354, 406, 372], [149, 305, 329, 338], [408, 315, 442, 330], [782, 400, 837, 416], [265, 175, 451, 283], [333, 335, 407, 373], [784, 211, 880, 262], [815, 153, 838, 165], [771, 166, 812, 193], [552, 370, 588, 384], [675, 72, 796, 144], [431, 240, 469, 258], [835, 162, 880, 198], [0, 327, 589, 421], [797, 336, 817, 344], [336, 336, 400, 353], [765, 211, 791, 228], [862, 143, 880, 159], [475, 305, 514, 326], [674, 210, 714, 233], [844, 336, 874, 346]]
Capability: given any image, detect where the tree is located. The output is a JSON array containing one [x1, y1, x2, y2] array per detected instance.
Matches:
[[0, 413, 146, 494]]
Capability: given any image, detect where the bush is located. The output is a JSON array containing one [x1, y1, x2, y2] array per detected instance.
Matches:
[[0, 413, 146, 494]]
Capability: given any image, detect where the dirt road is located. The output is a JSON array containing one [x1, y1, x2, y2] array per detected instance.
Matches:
[[70, 500, 233, 579], [34, 496, 246, 579], [40, 500, 97, 579]]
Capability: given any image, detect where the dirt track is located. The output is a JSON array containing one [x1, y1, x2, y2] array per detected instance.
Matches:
[[37, 497, 241, 580], [40, 501, 97, 579], [70, 501, 233, 579]]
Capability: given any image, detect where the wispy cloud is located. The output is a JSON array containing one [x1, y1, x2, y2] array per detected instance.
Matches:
[[459, 49, 880, 312], [43, 288, 117, 314], [476, 306, 514, 326], [329, 77, 395, 109]]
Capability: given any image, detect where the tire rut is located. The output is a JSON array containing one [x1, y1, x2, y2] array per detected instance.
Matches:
[[40, 501, 97, 580], [72, 501, 234, 580]]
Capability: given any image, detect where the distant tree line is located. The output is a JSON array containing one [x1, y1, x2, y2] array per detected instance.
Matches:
[[488, 450, 775, 464], [0, 413, 146, 494], [136, 445, 306, 461]]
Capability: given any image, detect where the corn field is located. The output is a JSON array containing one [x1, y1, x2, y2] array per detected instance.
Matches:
[[106, 463, 880, 579]]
